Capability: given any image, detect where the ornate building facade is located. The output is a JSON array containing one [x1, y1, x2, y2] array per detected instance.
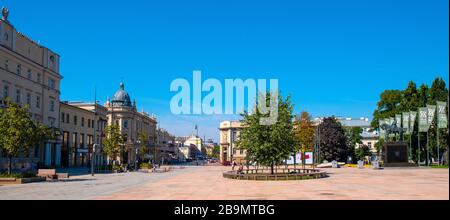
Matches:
[[219, 121, 245, 164], [104, 82, 157, 165], [0, 7, 62, 169]]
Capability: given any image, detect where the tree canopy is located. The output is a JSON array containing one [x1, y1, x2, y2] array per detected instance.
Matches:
[[0, 101, 55, 174], [319, 117, 349, 162], [102, 124, 125, 164], [371, 77, 449, 164], [237, 92, 295, 174], [293, 111, 315, 152]]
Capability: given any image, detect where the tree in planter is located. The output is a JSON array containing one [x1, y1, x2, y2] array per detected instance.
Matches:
[[0, 101, 55, 174], [237, 91, 295, 174], [102, 125, 124, 166], [319, 117, 350, 162], [293, 111, 315, 169]]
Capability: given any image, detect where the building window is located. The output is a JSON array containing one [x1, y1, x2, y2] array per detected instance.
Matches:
[[72, 133, 78, 148], [37, 73, 41, 83], [74, 116, 77, 125], [240, 149, 244, 155], [124, 120, 128, 128], [26, 93, 31, 106], [48, 78, 56, 89], [232, 131, 237, 142], [3, 85, 9, 99], [36, 96, 40, 108], [49, 118, 55, 127], [61, 113, 65, 123], [4, 60, 8, 70], [80, 133, 85, 148], [49, 100, 55, 112], [368, 142, 372, 149], [27, 69, 32, 79], [66, 114, 70, 124], [88, 119, 91, 128], [81, 117, 85, 127], [16, 89, 21, 104], [16, 64, 22, 75]]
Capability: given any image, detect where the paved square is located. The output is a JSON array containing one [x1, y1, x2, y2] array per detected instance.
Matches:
[[0, 166, 448, 200]]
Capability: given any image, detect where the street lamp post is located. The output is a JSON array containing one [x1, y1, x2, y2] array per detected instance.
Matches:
[[135, 140, 140, 171], [91, 144, 98, 176]]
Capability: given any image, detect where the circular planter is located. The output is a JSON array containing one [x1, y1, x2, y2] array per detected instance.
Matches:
[[223, 168, 327, 181]]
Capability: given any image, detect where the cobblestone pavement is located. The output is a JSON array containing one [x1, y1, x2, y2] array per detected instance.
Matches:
[[1, 166, 448, 200], [96, 166, 449, 200], [0, 168, 186, 200]]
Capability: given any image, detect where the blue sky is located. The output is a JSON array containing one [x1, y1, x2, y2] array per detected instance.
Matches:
[[4, 0, 448, 142]]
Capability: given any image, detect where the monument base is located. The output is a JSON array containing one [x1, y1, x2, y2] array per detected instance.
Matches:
[[383, 142, 417, 167]]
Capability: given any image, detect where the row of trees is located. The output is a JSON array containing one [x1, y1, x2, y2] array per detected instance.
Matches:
[[0, 101, 56, 174], [237, 92, 366, 174], [102, 125, 151, 166], [0, 99, 151, 175], [371, 77, 449, 163]]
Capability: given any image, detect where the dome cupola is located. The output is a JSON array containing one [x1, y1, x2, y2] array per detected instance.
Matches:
[[112, 82, 132, 107]]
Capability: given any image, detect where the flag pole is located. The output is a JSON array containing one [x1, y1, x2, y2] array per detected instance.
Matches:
[[437, 126, 440, 166], [418, 132, 421, 167], [426, 131, 429, 166]]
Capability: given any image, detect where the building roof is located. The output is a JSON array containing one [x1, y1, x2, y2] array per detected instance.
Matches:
[[340, 118, 371, 128], [112, 82, 132, 107]]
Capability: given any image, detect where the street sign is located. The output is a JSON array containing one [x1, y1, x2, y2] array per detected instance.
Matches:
[[77, 148, 89, 153]]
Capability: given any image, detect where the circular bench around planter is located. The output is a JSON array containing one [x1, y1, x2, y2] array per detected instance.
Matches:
[[223, 168, 328, 181]]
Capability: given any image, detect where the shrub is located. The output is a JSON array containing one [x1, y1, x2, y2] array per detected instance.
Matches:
[[140, 163, 153, 169], [0, 171, 36, 178]]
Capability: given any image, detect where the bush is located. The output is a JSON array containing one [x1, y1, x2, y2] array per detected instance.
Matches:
[[0, 171, 36, 178], [140, 163, 153, 169]]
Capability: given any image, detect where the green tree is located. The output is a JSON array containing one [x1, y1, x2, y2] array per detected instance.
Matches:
[[102, 125, 124, 165], [346, 126, 363, 163], [319, 117, 349, 162], [400, 81, 419, 111], [211, 145, 220, 159], [371, 77, 449, 164], [427, 78, 449, 163], [237, 92, 295, 174], [138, 131, 149, 162], [374, 138, 385, 157], [355, 145, 371, 161], [293, 111, 315, 168], [0, 101, 55, 174], [371, 90, 403, 128]]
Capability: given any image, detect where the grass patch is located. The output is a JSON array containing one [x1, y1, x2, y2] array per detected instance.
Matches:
[[431, 165, 449, 169]]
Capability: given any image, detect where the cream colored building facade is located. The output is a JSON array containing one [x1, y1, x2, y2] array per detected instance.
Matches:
[[0, 8, 62, 168], [60, 102, 108, 168], [104, 82, 157, 165], [219, 121, 246, 164]]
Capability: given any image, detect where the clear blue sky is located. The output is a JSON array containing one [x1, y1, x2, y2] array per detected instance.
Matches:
[[4, 0, 448, 142]]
